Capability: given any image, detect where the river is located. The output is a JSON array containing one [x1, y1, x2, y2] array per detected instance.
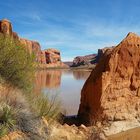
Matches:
[[34, 69, 91, 116]]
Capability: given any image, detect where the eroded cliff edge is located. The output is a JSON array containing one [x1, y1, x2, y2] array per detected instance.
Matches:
[[0, 19, 67, 68], [78, 32, 140, 136]]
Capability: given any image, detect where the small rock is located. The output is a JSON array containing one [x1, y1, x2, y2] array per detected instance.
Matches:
[[79, 124, 88, 132]]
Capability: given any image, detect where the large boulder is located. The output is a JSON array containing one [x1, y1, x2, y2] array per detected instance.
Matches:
[[78, 33, 140, 125]]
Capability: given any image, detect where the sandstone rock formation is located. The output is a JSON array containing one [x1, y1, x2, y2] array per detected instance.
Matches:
[[41, 49, 61, 64], [0, 19, 13, 35], [78, 33, 140, 127], [72, 54, 97, 67], [97, 46, 114, 61], [0, 19, 42, 63], [0, 19, 66, 68], [71, 48, 114, 68], [19, 38, 42, 62], [39, 48, 68, 68]]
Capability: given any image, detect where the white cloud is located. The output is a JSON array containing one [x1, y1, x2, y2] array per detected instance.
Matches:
[[15, 10, 140, 61]]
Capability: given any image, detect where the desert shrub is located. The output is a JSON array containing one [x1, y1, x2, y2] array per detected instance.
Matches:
[[0, 34, 35, 90], [27, 93, 61, 120], [0, 103, 17, 138]]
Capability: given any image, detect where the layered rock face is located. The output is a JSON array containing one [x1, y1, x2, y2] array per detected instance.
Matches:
[[41, 49, 61, 64], [72, 54, 97, 67], [0, 19, 42, 63], [78, 33, 140, 125], [40, 49, 68, 68], [19, 38, 42, 62], [71, 48, 114, 68], [0, 19, 65, 67]]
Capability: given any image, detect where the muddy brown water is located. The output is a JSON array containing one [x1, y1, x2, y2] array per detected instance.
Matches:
[[108, 127, 140, 140], [33, 69, 91, 116]]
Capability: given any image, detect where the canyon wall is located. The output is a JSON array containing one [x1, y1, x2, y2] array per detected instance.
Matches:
[[71, 48, 114, 68], [72, 54, 97, 67], [0, 19, 66, 68], [78, 33, 140, 126]]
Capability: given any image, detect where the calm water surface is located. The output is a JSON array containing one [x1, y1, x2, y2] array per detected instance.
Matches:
[[34, 69, 91, 115]]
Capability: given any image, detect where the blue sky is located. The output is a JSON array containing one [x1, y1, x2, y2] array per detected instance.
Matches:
[[1, 0, 140, 61]]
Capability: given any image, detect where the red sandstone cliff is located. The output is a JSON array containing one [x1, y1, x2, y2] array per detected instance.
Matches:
[[0, 19, 66, 68], [0, 19, 42, 63], [41, 48, 61, 64], [78, 33, 140, 126]]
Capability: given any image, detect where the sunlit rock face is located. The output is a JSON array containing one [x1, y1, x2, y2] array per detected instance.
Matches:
[[19, 38, 42, 62], [34, 70, 62, 93], [71, 48, 114, 68], [0, 19, 42, 63], [78, 33, 140, 124], [0, 19, 66, 67], [40, 49, 68, 68], [0, 19, 13, 35], [41, 49, 61, 64]]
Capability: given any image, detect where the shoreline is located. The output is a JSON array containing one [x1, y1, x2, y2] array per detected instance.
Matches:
[[36, 67, 93, 71]]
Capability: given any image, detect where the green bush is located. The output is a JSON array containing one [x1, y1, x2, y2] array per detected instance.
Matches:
[[28, 93, 61, 120], [0, 103, 17, 138], [0, 34, 35, 90]]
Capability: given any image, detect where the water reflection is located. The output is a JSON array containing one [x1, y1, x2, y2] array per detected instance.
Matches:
[[34, 69, 91, 115], [73, 70, 90, 80], [34, 70, 62, 93]]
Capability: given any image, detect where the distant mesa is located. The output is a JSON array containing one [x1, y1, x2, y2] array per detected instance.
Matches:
[[71, 47, 114, 68], [0, 18, 67, 68], [78, 32, 140, 135], [71, 54, 97, 68]]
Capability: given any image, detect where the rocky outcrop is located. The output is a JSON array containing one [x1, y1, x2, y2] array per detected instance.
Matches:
[[0, 19, 66, 68], [41, 49, 61, 64], [19, 38, 42, 62], [0, 19, 13, 36], [72, 54, 97, 67], [0, 19, 42, 63], [71, 48, 114, 68], [78, 33, 140, 129], [39, 48, 68, 68], [97, 46, 114, 61]]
